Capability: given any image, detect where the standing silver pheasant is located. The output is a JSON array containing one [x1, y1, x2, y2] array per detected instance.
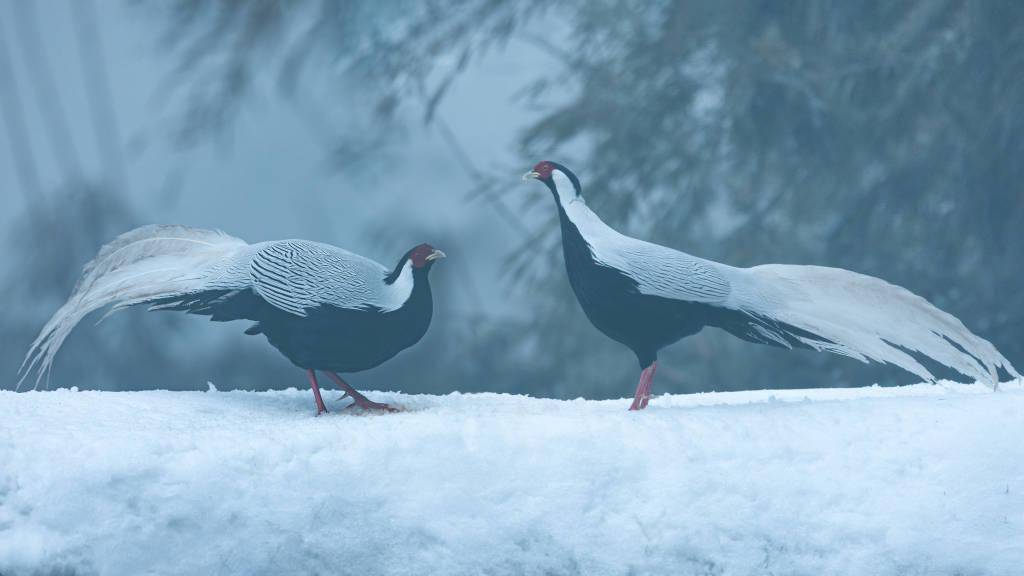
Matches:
[[524, 161, 1019, 410], [20, 225, 446, 414]]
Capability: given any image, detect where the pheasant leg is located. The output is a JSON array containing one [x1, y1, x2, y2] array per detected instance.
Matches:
[[325, 371, 398, 413]]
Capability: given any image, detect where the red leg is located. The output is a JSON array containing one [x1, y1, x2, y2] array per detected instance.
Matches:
[[628, 367, 649, 411], [639, 362, 658, 409], [307, 369, 328, 416], [324, 372, 398, 413], [628, 362, 658, 411]]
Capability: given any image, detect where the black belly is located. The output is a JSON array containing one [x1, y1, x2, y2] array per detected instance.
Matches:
[[257, 304, 431, 373], [566, 258, 711, 368], [147, 287, 433, 373]]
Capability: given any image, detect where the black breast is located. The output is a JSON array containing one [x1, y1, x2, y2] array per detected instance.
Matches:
[[557, 207, 712, 368], [255, 278, 433, 373], [146, 275, 435, 373]]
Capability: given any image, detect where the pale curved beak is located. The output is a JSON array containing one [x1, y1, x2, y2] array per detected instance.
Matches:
[[425, 249, 446, 262], [522, 170, 540, 181]]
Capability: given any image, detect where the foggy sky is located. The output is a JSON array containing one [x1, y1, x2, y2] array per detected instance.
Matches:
[[0, 0, 551, 315]]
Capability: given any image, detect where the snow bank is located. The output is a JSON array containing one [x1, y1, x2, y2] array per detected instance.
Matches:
[[2, 382, 1023, 575]]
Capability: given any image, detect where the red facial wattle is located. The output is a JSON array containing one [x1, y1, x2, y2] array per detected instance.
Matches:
[[409, 243, 445, 268], [532, 161, 555, 180]]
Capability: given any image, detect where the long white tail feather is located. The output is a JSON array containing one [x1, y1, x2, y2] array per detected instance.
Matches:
[[727, 264, 1020, 387], [18, 225, 250, 390]]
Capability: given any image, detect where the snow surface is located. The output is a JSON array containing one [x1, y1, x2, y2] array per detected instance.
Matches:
[[2, 381, 1023, 576]]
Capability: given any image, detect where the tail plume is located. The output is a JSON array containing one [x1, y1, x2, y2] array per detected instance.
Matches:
[[729, 264, 1020, 387], [18, 225, 249, 389]]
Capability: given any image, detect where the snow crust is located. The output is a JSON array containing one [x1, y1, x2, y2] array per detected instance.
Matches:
[[2, 381, 1023, 575]]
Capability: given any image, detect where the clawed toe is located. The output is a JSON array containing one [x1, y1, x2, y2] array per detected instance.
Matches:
[[342, 399, 399, 413]]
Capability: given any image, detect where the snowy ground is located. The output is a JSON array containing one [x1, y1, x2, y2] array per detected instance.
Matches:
[[2, 381, 1023, 576]]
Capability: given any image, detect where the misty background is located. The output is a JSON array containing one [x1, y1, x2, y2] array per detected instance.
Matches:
[[2, 0, 1021, 398]]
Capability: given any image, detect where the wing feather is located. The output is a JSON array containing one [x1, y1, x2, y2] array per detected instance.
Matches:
[[588, 233, 730, 303], [249, 240, 396, 316], [613, 241, 730, 303]]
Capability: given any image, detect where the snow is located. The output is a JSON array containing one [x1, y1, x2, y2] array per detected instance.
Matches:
[[2, 381, 1023, 575]]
